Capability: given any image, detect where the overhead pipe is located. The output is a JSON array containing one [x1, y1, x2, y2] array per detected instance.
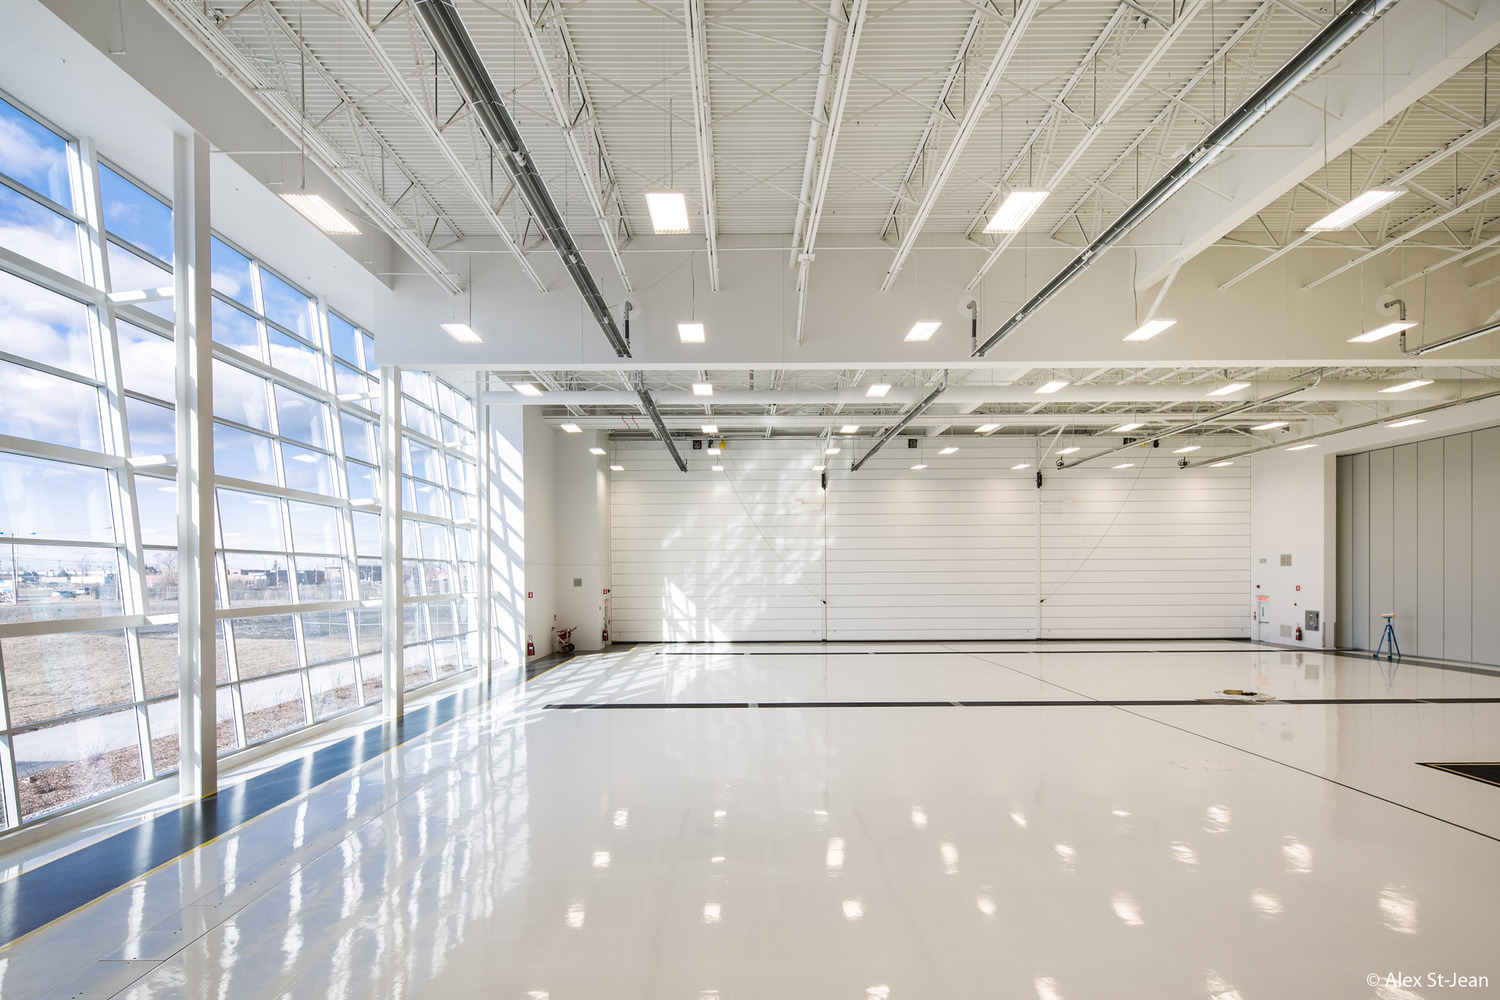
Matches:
[[973, 0, 1396, 357], [634, 373, 688, 472], [413, 0, 630, 358]]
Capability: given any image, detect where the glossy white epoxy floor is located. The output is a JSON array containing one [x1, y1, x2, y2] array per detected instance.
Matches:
[[3, 641, 1499, 1000]]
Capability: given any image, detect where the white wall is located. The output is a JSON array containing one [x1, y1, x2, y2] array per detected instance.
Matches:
[[553, 431, 611, 651], [609, 436, 1252, 641], [521, 409, 559, 658], [1250, 452, 1332, 648], [486, 405, 528, 684]]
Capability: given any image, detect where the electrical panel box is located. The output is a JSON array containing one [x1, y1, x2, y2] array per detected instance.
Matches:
[[1305, 610, 1320, 631]]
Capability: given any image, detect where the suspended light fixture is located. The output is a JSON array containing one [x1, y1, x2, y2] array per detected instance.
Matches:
[[441, 322, 482, 344], [282, 193, 362, 235], [1306, 189, 1403, 232], [646, 191, 690, 233], [905, 321, 942, 342], [1125, 318, 1176, 342], [984, 190, 1049, 233], [1348, 320, 1416, 343]]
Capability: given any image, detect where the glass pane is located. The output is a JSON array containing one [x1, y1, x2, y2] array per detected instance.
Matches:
[[340, 413, 373, 463], [211, 297, 261, 360], [418, 521, 448, 561], [107, 241, 173, 320], [402, 558, 422, 597], [295, 555, 345, 601], [212, 360, 270, 430], [0, 182, 82, 280], [287, 501, 339, 553], [215, 489, 284, 551], [443, 419, 475, 455], [350, 510, 378, 558], [328, 313, 359, 364], [346, 461, 377, 503], [213, 423, 276, 485], [308, 661, 358, 720], [125, 396, 174, 457], [355, 557, 381, 600], [281, 443, 333, 494], [433, 637, 462, 677], [333, 362, 365, 399], [402, 642, 432, 689], [409, 479, 445, 518], [406, 440, 441, 481], [0, 98, 73, 208], [0, 544, 121, 623], [143, 546, 178, 611], [403, 372, 433, 407], [358, 652, 381, 703], [259, 269, 313, 340], [425, 561, 455, 595], [361, 333, 376, 374], [0, 270, 96, 376], [454, 528, 474, 562], [402, 400, 437, 439], [138, 623, 178, 699], [446, 456, 475, 494], [14, 710, 143, 820], [229, 613, 296, 680], [273, 384, 327, 448], [268, 329, 323, 389], [239, 673, 306, 744], [0, 358, 103, 450], [0, 629, 132, 726], [146, 696, 179, 774], [353, 608, 381, 654], [401, 603, 426, 644], [0, 453, 115, 544], [98, 164, 172, 263], [117, 321, 174, 401], [210, 237, 254, 307], [215, 686, 238, 755], [223, 552, 291, 607], [299, 609, 351, 665], [428, 600, 457, 639]]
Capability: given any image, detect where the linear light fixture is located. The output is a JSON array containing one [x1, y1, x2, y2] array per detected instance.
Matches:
[[560, 423, 582, 433], [514, 383, 542, 397], [702, 424, 718, 434], [1348, 321, 1416, 343], [984, 190, 1049, 233], [1172, 445, 1200, 454], [1111, 422, 1144, 433], [692, 383, 714, 396], [589, 447, 606, 456], [910, 464, 927, 470], [1125, 318, 1176, 342], [975, 423, 1002, 433], [905, 321, 942, 342], [280, 193, 361, 235], [1034, 381, 1069, 395], [1287, 443, 1317, 451], [1251, 421, 1288, 431], [866, 383, 891, 398], [678, 322, 706, 343], [1386, 417, 1426, 428], [939, 446, 958, 455], [646, 191, 690, 233], [1207, 382, 1251, 396], [609, 463, 625, 471], [840, 424, 860, 434], [1210, 460, 1234, 467], [1057, 446, 1080, 455], [826, 446, 841, 455], [712, 465, 724, 471], [1011, 463, 1031, 470], [441, 322, 482, 343], [1306, 189, 1403, 232], [1380, 379, 1433, 393], [1113, 463, 1134, 469], [812, 464, 826, 472]]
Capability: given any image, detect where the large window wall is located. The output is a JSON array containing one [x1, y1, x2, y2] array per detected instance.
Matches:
[[0, 93, 484, 828]]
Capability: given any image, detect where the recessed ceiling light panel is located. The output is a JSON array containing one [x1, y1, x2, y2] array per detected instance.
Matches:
[[984, 190, 1049, 233], [646, 191, 690, 233]]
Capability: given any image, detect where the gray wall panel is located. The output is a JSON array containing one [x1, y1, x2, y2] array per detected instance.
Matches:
[[1350, 451, 1371, 648], [1392, 445, 1419, 653], [1368, 449, 1395, 650], [1415, 440, 1445, 658], [1473, 428, 1500, 665], [1443, 435, 1472, 661], [1337, 455, 1353, 648]]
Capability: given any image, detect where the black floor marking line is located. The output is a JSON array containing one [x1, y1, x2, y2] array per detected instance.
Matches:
[[544, 697, 1500, 710], [1419, 763, 1500, 789], [944, 646, 1500, 846], [0, 677, 512, 949]]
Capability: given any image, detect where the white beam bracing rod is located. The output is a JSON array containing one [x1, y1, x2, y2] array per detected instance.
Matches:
[[684, 0, 720, 291], [795, 0, 869, 344], [506, 0, 633, 292], [790, 0, 849, 264], [963, 0, 1210, 292], [332, 0, 547, 292], [879, 0, 1042, 293], [1220, 110, 1500, 289], [146, 0, 464, 293]]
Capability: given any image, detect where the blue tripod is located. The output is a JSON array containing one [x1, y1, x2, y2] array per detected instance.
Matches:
[[1374, 613, 1401, 660]]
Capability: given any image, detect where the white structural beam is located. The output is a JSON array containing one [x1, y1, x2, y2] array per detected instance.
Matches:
[[964, 0, 1208, 291], [684, 0, 720, 291], [507, 0, 633, 292], [879, 0, 1041, 292], [1221, 109, 1500, 289], [790, 0, 848, 261], [173, 132, 217, 801], [1127, 0, 1500, 290], [145, 0, 464, 294], [379, 366, 405, 720], [332, 0, 546, 293], [794, 0, 869, 342]]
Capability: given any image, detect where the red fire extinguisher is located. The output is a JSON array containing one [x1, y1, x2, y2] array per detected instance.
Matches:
[[602, 626, 610, 644], [527, 635, 535, 657], [1295, 626, 1303, 641]]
